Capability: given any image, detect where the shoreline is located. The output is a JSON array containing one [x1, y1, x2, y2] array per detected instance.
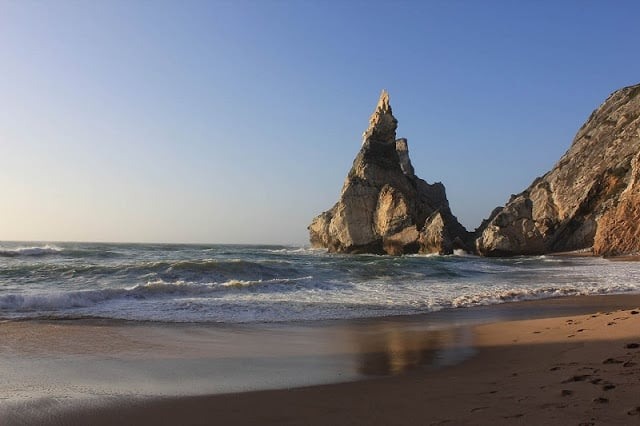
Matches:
[[3, 288, 640, 327], [2, 293, 640, 425], [549, 249, 640, 261], [62, 306, 640, 425]]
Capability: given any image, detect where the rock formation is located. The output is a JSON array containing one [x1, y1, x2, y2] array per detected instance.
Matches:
[[592, 149, 640, 255], [476, 83, 640, 256], [309, 91, 470, 255]]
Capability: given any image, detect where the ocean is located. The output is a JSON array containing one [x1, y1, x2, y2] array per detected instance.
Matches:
[[1, 242, 638, 323]]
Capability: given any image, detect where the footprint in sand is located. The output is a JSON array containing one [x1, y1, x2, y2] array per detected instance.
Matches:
[[603, 358, 624, 364], [628, 406, 640, 416], [625, 343, 639, 349], [561, 389, 573, 396], [502, 413, 524, 419], [630, 310, 639, 315], [429, 420, 452, 426], [593, 397, 609, 404], [602, 383, 616, 391], [562, 374, 591, 383]]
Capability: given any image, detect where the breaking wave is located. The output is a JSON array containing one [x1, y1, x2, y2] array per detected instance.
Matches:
[[0, 245, 63, 257], [1, 242, 639, 322], [450, 284, 639, 308], [0, 276, 316, 314]]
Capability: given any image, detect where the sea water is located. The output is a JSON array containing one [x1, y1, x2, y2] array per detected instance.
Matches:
[[1, 242, 638, 323]]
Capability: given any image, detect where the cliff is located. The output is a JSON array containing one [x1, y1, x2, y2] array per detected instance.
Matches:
[[309, 91, 471, 255], [476, 83, 640, 256]]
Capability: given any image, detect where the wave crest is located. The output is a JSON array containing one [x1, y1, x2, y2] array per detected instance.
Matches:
[[0, 245, 63, 257], [0, 276, 316, 314]]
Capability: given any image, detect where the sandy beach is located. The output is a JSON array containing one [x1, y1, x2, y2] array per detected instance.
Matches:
[[0, 294, 638, 425]]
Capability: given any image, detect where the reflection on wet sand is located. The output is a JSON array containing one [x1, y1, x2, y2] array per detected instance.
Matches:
[[354, 325, 475, 376], [0, 318, 478, 402]]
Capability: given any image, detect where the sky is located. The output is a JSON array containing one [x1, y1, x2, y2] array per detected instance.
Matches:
[[1, 0, 639, 245]]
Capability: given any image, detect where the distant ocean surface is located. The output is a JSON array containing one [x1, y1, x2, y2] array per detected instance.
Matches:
[[1, 242, 639, 323]]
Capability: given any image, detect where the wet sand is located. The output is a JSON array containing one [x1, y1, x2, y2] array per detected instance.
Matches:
[[2, 294, 640, 425]]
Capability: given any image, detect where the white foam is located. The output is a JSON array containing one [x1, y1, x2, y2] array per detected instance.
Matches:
[[2, 244, 640, 323], [0, 245, 62, 257], [221, 276, 313, 288], [0, 276, 319, 315], [450, 283, 638, 309]]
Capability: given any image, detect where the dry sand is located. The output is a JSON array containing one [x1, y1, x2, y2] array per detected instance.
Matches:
[[2, 295, 640, 425]]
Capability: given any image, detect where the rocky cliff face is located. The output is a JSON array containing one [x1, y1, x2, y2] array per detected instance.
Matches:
[[476, 83, 640, 256], [309, 91, 470, 255], [592, 149, 640, 255]]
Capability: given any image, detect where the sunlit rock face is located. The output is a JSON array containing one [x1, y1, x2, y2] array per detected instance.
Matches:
[[476, 83, 640, 256], [309, 91, 470, 255], [593, 150, 640, 256]]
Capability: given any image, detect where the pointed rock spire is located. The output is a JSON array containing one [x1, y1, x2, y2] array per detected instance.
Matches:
[[309, 90, 472, 255], [362, 89, 398, 144]]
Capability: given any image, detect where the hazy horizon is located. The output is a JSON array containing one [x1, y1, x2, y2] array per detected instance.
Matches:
[[2, 1, 640, 245]]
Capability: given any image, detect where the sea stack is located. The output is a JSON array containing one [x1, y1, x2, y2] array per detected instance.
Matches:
[[476, 83, 640, 256], [309, 91, 470, 255]]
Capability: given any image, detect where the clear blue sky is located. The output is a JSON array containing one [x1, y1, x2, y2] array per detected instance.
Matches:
[[2, 0, 639, 245]]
